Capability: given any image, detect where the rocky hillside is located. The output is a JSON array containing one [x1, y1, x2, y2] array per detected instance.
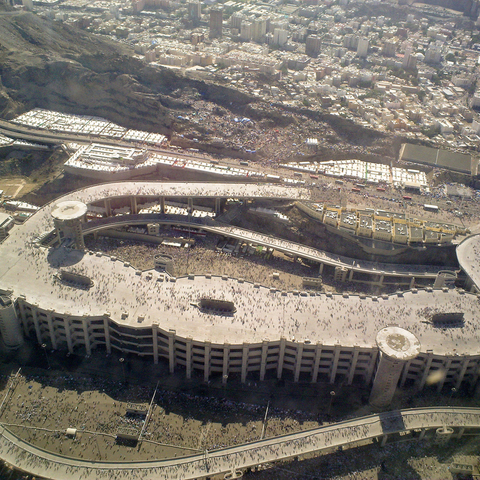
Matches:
[[0, 5, 391, 159]]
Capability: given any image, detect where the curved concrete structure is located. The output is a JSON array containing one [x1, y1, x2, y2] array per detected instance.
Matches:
[[0, 181, 479, 392], [0, 407, 478, 480]]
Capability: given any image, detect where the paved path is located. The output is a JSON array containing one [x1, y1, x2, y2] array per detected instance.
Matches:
[[0, 407, 478, 480]]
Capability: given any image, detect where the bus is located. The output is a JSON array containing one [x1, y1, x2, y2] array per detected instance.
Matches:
[[423, 204, 439, 212]]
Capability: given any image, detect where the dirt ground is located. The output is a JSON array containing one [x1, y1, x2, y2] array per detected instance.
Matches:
[[0, 352, 479, 480]]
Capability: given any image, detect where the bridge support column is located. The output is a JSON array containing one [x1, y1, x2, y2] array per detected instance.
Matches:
[[187, 197, 193, 213], [379, 274, 384, 286], [241, 343, 249, 383], [409, 277, 415, 289], [277, 337, 286, 380], [311, 343, 322, 383], [215, 198, 221, 214], [204, 342, 211, 383], [348, 269, 354, 281], [294, 342, 304, 383], [347, 346, 359, 385], [380, 434, 388, 447], [455, 357, 470, 390], [103, 314, 111, 354], [152, 323, 159, 365], [260, 340, 268, 381], [46, 311, 57, 349], [160, 197, 165, 213], [400, 359, 412, 387], [64, 317, 73, 354], [186, 338, 192, 379], [418, 352, 434, 390], [168, 329, 175, 374], [330, 345, 340, 384], [130, 196, 137, 214], [104, 199, 112, 217], [222, 343, 230, 383], [365, 350, 378, 385], [437, 359, 452, 392], [82, 316, 91, 356], [418, 428, 426, 441], [319, 263, 324, 275], [32, 308, 42, 344]]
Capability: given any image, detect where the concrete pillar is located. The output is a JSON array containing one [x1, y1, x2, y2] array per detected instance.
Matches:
[[16, 300, 28, 336], [32, 308, 42, 344], [457, 427, 465, 439], [82, 316, 91, 355], [294, 342, 304, 383], [277, 338, 286, 380], [187, 197, 193, 212], [365, 350, 378, 385], [168, 329, 175, 374], [215, 198, 221, 214], [409, 276, 415, 289], [46, 312, 57, 349], [418, 428, 426, 440], [160, 197, 165, 213], [348, 269, 354, 281], [204, 342, 211, 382], [152, 323, 159, 365], [64, 317, 73, 354], [319, 263, 324, 275], [311, 343, 322, 383], [222, 343, 230, 383], [330, 345, 340, 384], [400, 359, 412, 387], [434, 426, 453, 445], [104, 199, 112, 217], [186, 338, 192, 379], [437, 358, 452, 392], [455, 357, 470, 390], [260, 340, 268, 381], [418, 352, 434, 390], [380, 434, 388, 447], [379, 274, 384, 286], [103, 315, 111, 354], [241, 343, 249, 383], [130, 196, 137, 215], [347, 347, 359, 385]]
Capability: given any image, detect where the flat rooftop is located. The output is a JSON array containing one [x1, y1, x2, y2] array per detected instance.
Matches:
[[0, 244, 479, 355]]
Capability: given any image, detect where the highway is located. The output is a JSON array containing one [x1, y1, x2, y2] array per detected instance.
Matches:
[[0, 407, 478, 480]]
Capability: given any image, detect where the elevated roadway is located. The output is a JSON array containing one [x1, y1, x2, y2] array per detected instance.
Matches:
[[82, 213, 442, 280], [0, 407, 478, 480]]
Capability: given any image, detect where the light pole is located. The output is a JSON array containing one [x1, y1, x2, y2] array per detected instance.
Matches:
[[450, 387, 456, 404], [327, 390, 335, 416], [119, 357, 126, 384], [41, 344, 51, 369]]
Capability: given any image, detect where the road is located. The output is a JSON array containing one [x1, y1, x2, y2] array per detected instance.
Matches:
[[0, 407, 478, 480]]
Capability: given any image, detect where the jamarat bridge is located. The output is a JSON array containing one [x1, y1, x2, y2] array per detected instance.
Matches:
[[0, 407, 478, 480]]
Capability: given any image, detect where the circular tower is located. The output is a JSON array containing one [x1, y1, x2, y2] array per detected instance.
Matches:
[[0, 294, 23, 349], [51, 200, 88, 249], [369, 326, 421, 409]]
